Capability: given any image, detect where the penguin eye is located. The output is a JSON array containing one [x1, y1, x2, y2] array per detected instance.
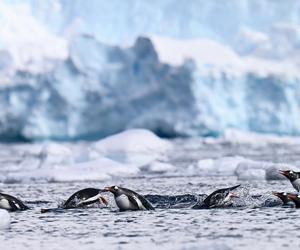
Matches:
[[114, 186, 119, 190], [283, 192, 287, 195], [290, 171, 293, 174]]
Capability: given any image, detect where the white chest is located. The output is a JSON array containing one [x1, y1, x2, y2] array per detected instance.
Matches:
[[292, 179, 300, 192], [115, 194, 146, 211], [0, 198, 11, 210]]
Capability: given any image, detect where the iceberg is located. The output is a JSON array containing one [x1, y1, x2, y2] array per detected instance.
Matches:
[[89, 129, 172, 166], [1, 1, 300, 140], [197, 156, 297, 181], [1, 129, 172, 183]]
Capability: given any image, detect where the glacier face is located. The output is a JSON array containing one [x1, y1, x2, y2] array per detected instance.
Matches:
[[1, 0, 300, 140], [0, 35, 199, 140]]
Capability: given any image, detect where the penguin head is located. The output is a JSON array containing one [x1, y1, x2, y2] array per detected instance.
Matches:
[[104, 186, 122, 196], [287, 193, 300, 205], [227, 192, 239, 200], [223, 192, 239, 204], [279, 170, 300, 181], [272, 192, 289, 202]]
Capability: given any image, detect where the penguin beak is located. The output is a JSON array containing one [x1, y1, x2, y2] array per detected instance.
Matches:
[[229, 192, 239, 198], [99, 196, 109, 206], [287, 194, 295, 201], [103, 187, 112, 192], [278, 170, 289, 177]]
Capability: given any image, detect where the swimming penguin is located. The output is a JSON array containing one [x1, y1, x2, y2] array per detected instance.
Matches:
[[41, 188, 108, 213], [192, 185, 240, 209], [0, 192, 29, 212], [279, 170, 300, 192], [62, 188, 108, 208], [104, 186, 155, 211], [287, 193, 300, 208], [272, 192, 295, 207]]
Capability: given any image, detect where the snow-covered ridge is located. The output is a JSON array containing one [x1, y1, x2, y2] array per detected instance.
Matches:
[[152, 36, 300, 78]]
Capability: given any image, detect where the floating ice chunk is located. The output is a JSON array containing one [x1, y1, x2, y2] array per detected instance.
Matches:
[[197, 155, 297, 181], [39, 143, 74, 168], [197, 156, 248, 176], [49, 158, 139, 182], [266, 165, 300, 181], [0, 209, 10, 230], [236, 168, 266, 181], [4, 157, 138, 183], [90, 129, 172, 166], [140, 161, 175, 174], [223, 129, 300, 145], [235, 160, 297, 181]]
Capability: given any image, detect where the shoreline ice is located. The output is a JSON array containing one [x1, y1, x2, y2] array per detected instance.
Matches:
[[0, 129, 299, 183]]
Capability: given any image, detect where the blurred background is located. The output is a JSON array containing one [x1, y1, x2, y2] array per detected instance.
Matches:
[[1, 0, 300, 142]]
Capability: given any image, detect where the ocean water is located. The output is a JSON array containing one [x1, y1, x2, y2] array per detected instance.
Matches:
[[1, 137, 300, 250]]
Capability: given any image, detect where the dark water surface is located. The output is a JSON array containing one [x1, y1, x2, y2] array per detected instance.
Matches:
[[1, 175, 299, 250]]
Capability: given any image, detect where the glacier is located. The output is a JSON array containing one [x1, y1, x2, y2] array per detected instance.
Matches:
[[1, 0, 300, 140]]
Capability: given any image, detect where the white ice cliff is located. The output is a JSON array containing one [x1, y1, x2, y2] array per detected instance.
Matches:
[[1, 0, 300, 140]]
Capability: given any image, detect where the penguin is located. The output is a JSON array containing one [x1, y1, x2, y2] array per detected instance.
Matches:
[[104, 186, 155, 211], [192, 185, 240, 209], [272, 192, 295, 207], [62, 188, 108, 208], [287, 193, 300, 208], [279, 170, 300, 192], [41, 188, 108, 213], [0, 192, 29, 212]]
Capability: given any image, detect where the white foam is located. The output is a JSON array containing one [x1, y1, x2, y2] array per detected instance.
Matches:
[[0, 209, 10, 229]]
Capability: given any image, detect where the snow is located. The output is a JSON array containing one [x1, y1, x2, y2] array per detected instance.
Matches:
[[152, 36, 300, 77], [0, 1, 67, 75], [0, 209, 10, 229]]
